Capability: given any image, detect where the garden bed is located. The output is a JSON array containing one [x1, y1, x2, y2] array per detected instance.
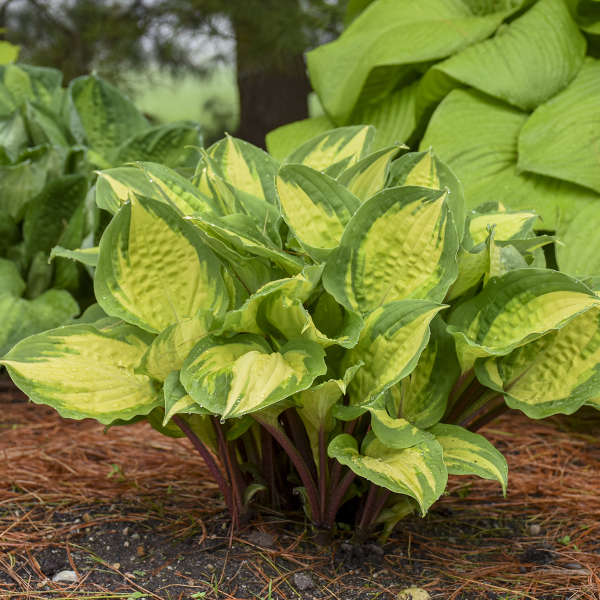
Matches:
[[1, 380, 600, 600]]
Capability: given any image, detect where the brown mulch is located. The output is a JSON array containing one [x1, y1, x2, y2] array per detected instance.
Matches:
[[1, 377, 600, 600]]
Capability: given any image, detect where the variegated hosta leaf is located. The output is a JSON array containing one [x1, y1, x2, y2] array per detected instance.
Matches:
[[222, 265, 322, 335], [475, 306, 600, 418], [369, 407, 433, 450], [468, 208, 537, 247], [180, 335, 327, 419], [323, 186, 458, 314], [95, 196, 229, 333], [95, 163, 218, 216], [276, 164, 360, 261], [446, 245, 489, 301], [1, 322, 159, 424], [448, 268, 600, 370], [50, 246, 99, 268], [188, 212, 303, 275], [345, 300, 445, 404], [429, 423, 507, 494], [327, 433, 447, 515], [389, 149, 465, 241], [139, 314, 214, 381], [265, 115, 335, 162], [284, 126, 375, 177], [205, 134, 280, 205], [163, 371, 211, 425], [337, 146, 403, 202], [387, 316, 460, 429]]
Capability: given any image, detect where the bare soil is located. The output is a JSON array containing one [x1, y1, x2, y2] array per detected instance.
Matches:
[[2, 377, 600, 600]]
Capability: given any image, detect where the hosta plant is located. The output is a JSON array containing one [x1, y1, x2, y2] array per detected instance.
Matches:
[[268, 0, 600, 279], [4, 127, 600, 539], [0, 62, 202, 354]]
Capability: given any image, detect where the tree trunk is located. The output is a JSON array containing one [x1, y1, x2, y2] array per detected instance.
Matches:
[[233, 16, 311, 148]]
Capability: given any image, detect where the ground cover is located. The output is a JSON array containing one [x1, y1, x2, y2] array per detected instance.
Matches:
[[2, 378, 599, 600]]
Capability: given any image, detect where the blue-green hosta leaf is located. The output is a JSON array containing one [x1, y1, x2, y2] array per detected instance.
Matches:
[[337, 146, 403, 202], [429, 423, 507, 494], [556, 203, 600, 277], [0, 289, 79, 355], [475, 306, 600, 418], [68, 74, 148, 166], [50, 246, 99, 268], [163, 371, 211, 426], [188, 212, 303, 275], [327, 432, 447, 515], [417, 0, 585, 120], [306, 0, 518, 123], [180, 335, 326, 419], [518, 59, 600, 195], [23, 174, 88, 261], [95, 163, 218, 216], [205, 135, 280, 206], [349, 83, 418, 150], [421, 89, 600, 229], [389, 149, 466, 241], [387, 316, 460, 429], [265, 116, 335, 162], [115, 122, 202, 169], [276, 164, 360, 260], [0, 64, 62, 114], [284, 126, 375, 176], [345, 300, 445, 404], [1, 321, 159, 424], [448, 268, 600, 369], [23, 101, 70, 148], [139, 314, 214, 382], [323, 186, 459, 314], [0, 258, 25, 297], [95, 196, 229, 333]]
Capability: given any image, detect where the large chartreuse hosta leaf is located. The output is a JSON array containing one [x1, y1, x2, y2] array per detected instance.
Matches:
[[266, 116, 335, 161], [323, 186, 458, 313], [345, 299, 445, 403], [276, 164, 360, 260], [306, 0, 518, 123], [68, 74, 148, 167], [556, 203, 600, 277], [429, 424, 507, 494], [421, 89, 600, 229], [328, 432, 447, 515], [1, 322, 159, 424], [180, 335, 326, 419], [518, 59, 600, 195], [95, 196, 229, 333], [417, 0, 585, 120], [448, 268, 600, 369], [475, 306, 600, 418]]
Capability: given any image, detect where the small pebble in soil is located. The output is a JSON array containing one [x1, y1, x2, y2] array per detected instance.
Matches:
[[397, 588, 430, 600], [564, 562, 585, 570], [136, 545, 146, 557], [124, 541, 130, 547], [131, 533, 140, 540], [122, 527, 129, 536], [246, 530, 275, 548], [293, 572, 314, 591], [529, 524, 541, 536], [51, 570, 78, 583]]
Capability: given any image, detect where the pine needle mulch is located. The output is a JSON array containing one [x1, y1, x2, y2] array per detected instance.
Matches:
[[1, 380, 600, 600]]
